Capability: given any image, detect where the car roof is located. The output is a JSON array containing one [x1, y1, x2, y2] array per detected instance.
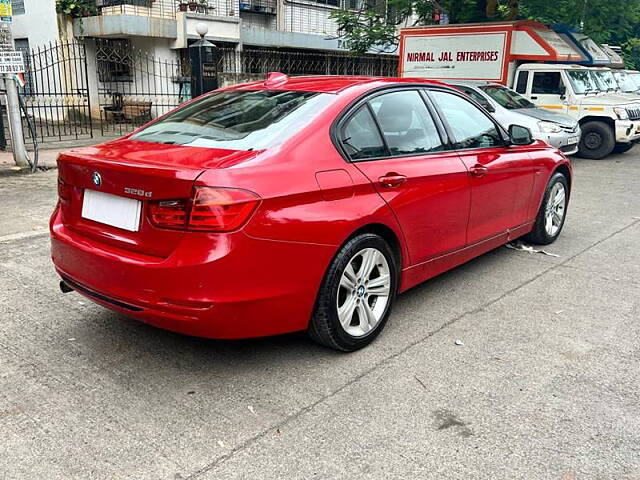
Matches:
[[227, 74, 451, 94], [447, 81, 502, 87], [518, 63, 593, 71]]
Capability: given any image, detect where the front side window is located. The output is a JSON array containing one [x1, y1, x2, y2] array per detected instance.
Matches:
[[430, 90, 504, 150], [341, 106, 387, 160], [480, 85, 535, 110], [132, 90, 333, 150], [532, 72, 565, 95], [369, 90, 444, 156]]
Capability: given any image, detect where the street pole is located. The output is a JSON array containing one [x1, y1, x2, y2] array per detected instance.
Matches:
[[0, 15, 28, 167], [5, 73, 28, 167]]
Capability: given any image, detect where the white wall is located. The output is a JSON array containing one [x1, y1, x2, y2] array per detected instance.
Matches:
[[11, 0, 59, 48]]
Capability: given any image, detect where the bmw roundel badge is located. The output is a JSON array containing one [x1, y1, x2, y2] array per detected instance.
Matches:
[[92, 171, 102, 187]]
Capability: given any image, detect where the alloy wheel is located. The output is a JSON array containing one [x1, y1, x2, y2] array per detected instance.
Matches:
[[544, 182, 566, 237], [336, 247, 391, 337]]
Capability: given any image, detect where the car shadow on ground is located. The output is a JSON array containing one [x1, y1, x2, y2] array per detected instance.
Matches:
[[64, 242, 552, 384]]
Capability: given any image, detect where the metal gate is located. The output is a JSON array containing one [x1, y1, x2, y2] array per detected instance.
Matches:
[[18, 41, 93, 143], [95, 39, 190, 136]]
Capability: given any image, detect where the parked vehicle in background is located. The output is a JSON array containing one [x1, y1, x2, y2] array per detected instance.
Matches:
[[399, 21, 640, 159], [50, 75, 572, 351], [514, 64, 640, 157], [451, 82, 581, 155], [612, 69, 640, 94]]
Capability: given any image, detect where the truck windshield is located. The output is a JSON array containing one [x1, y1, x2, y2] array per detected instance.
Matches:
[[479, 85, 536, 109], [566, 70, 598, 95], [131, 90, 333, 150], [629, 72, 640, 89], [613, 71, 639, 93], [590, 70, 619, 93]]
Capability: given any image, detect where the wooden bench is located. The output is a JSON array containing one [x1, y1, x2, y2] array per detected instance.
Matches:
[[122, 101, 152, 123], [103, 93, 152, 124]]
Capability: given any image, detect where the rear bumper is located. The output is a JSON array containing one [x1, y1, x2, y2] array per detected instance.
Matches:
[[50, 208, 336, 339]]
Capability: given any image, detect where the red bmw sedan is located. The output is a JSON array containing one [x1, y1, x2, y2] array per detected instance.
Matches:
[[51, 74, 572, 351]]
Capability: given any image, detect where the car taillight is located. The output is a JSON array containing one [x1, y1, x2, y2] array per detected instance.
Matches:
[[58, 177, 71, 204], [148, 199, 189, 230], [148, 187, 260, 232], [189, 187, 260, 232]]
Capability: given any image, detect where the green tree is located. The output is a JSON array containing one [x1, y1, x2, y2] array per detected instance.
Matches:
[[332, 0, 640, 58]]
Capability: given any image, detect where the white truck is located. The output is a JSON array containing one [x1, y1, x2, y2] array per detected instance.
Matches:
[[399, 21, 640, 158]]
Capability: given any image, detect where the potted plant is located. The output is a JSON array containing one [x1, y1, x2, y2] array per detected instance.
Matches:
[[188, 0, 198, 11], [177, 0, 189, 11], [197, 0, 209, 13]]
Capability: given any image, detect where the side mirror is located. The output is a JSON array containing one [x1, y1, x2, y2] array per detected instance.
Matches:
[[509, 124, 534, 146], [558, 85, 567, 100]]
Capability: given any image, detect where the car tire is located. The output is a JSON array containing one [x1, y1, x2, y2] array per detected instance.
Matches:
[[308, 233, 398, 352], [524, 172, 569, 245], [577, 121, 615, 159], [612, 142, 635, 154]]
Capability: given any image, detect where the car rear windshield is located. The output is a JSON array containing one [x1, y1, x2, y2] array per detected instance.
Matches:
[[479, 85, 535, 109], [131, 90, 332, 150]]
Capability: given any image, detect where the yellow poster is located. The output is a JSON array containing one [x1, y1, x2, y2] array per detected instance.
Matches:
[[0, 0, 12, 19]]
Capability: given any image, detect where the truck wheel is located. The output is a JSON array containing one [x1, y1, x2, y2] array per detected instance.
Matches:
[[612, 143, 635, 154], [577, 121, 615, 159]]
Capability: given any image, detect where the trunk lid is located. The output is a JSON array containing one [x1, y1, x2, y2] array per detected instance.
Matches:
[[57, 139, 256, 258]]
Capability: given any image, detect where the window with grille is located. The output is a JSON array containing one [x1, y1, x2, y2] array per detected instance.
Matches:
[[12, 0, 25, 15], [97, 39, 133, 83]]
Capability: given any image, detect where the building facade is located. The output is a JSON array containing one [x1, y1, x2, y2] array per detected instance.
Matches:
[[8, 0, 400, 143]]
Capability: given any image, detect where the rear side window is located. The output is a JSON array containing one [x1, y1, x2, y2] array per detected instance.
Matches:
[[369, 90, 444, 155], [341, 106, 387, 160], [515, 71, 529, 94], [131, 90, 333, 150], [430, 90, 504, 150], [532, 72, 564, 95]]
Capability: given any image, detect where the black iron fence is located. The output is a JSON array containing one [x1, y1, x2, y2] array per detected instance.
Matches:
[[5, 40, 397, 146], [222, 47, 398, 77], [16, 41, 93, 144], [96, 39, 190, 136]]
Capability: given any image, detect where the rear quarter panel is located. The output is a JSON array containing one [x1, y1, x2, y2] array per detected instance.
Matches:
[[194, 88, 411, 267]]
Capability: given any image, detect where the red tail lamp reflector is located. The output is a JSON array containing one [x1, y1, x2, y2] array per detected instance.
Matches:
[[189, 187, 260, 232], [148, 187, 260, 232], [149, 199, 189, 229]]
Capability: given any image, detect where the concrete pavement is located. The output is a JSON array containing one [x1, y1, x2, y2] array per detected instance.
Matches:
[[0, 151, 638, 479]]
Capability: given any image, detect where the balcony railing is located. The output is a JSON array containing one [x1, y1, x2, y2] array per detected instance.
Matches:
[[95, 0, 178, 19], [94, 0, 237, 20]]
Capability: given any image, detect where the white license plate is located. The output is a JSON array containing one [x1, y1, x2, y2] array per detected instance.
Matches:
[[567, 136, 580, 145], [82, 189, 141, 232]]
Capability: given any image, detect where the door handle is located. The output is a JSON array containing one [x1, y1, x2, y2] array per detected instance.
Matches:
[[531, 96, 538, 100], [469, 164, 488, 178], [378, 173, 407, 188]]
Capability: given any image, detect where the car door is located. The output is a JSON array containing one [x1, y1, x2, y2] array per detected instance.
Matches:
[[338, 88, 471, 266], [427, 89, 535, 245], [529, 71, 570, 114]]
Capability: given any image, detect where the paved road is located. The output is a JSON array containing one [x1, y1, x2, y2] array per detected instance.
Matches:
[[1, 152, 639, 480]]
